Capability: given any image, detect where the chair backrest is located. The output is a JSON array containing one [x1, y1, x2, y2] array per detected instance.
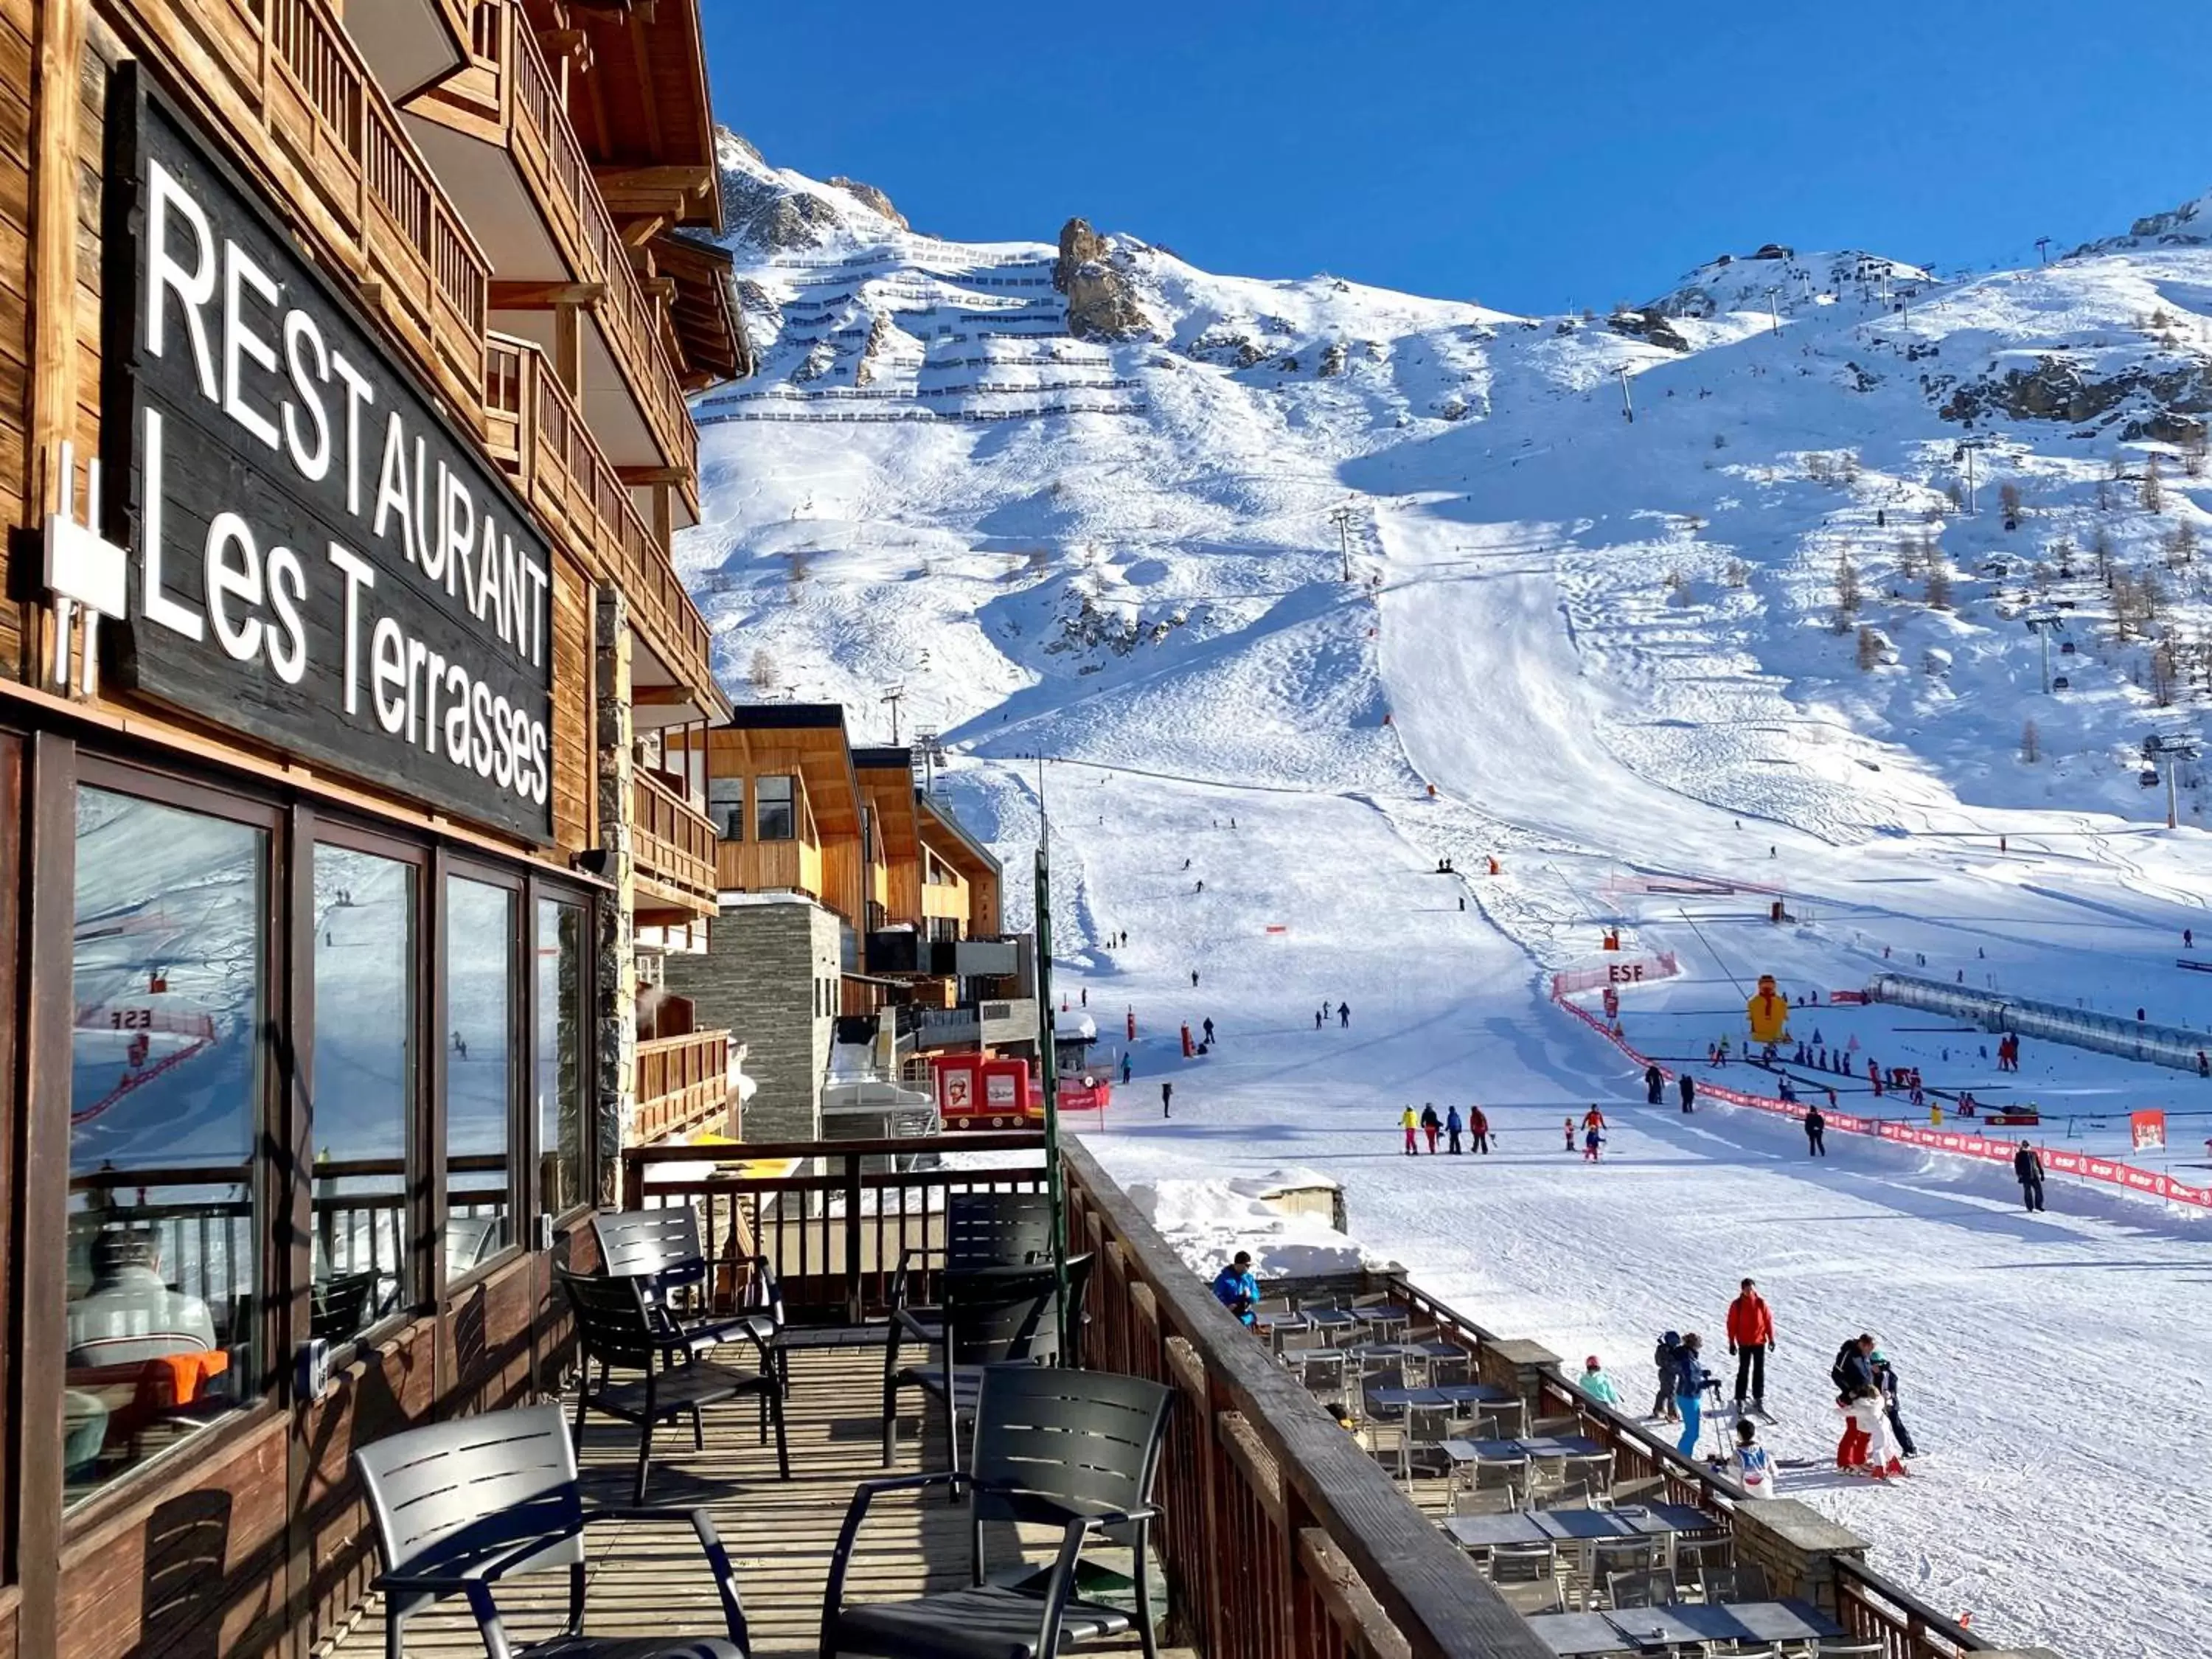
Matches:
[[353, 1405, 583, 1619], [943, 1264, 1065, 1366], [1487, 1543, 1554, 1583], [1562, 1451, 1615, 1491], [1361, 1363, 1404, 1391], [1429, 1353, 1471, 1386], [311, 1270, 380, 1343], [555, 1268, 665, 1371], [1301, 1353, 1346, 1391], [1407, 1405, 1452, 1444], [1472, 1455, 1525, 1493], [1533, 1480, 1592, 1510], [1708, 1563, 1772, 1604], [1478, 1399, 1526, 1436], [970, 1364, 1172, 1533], [1605, 1567, 1677, 1608], [945, 1192, 1055, 1270], [593, 1207, 706, 1285], [1588, 1538, 1657, 1576]]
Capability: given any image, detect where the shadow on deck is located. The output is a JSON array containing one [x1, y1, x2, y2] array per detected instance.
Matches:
[[322, 1343, 1189, 1658]]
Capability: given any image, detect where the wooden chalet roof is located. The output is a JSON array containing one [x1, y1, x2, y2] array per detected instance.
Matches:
[[917, 793, 1002, 883], [721, 705, 862, 838], [851, 749, 920, 861]]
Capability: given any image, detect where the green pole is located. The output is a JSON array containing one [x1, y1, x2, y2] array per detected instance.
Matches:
[[1034, 844, 1071, 1360]]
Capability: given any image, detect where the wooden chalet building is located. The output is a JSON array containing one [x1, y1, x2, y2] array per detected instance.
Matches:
[[0, 0, 748, 1653]]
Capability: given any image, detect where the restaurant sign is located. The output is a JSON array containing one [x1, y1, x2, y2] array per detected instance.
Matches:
[[100, 68, 554, 842]]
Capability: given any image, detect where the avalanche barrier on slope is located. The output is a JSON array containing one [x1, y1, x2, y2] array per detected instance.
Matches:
[[1549, 987, 2212, 1212]]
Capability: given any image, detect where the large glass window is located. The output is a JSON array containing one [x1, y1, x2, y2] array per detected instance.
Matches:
[[535, 897, 588, 1218], [445, 875, 514, 1279], [311, 845, 416, 1344], [708, 776, 744, 841], [756, 774, 796, 841], [66, 788, 266, 1502]]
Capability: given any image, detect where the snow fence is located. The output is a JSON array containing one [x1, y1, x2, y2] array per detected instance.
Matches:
[[1550, 989, 2212, 1212], [1868, 970, 2212, 1075]]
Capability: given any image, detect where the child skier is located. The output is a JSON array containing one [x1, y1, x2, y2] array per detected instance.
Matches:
[[1580, 1105, 1607, 1161], [1579, 1354, 1621, 1406], [1651, 1331, 1684, 1422], [1563, 1116, 1577, 1153], [1724, 1417, 1781, 1499], [1843, 1385, 1905, 1478]]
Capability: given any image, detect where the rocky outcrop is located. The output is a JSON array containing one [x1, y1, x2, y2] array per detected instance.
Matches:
[[720, 166, 845, 251], [1935, 354, 2212, 441], [1046, 594, 1186, 656], [830, 176, 908, 230], [853, 313, 893, 387], [1607, 309, 1690, 352], [1185, 325, 1267, 369], [1054, 218, 1110, 292], [1318, 341, 1349, 377]]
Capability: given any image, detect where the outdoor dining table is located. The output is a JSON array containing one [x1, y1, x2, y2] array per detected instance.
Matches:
[[1451, 1434, 1606, 1462], [1527, 1503, 1715, 1607], [1351, 1302, 1412, 1332], [1302, 1307, 1360, 1332], [1592, 1600, 1844, 1652], [1523, 1611, 1639, 1657], [1439, 1512, 1545, 1551], [1366, 1382, 1512, 1413]]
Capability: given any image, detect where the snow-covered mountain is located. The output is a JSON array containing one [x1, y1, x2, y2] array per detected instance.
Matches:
[[675, 137, 2212, 1658]]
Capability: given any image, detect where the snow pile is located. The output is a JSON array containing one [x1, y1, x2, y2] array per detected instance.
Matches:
[[1127, 1169, 1374, 1282]]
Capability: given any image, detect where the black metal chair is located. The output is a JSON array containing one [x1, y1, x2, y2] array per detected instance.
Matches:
[[886, 1192, 1057, 1342], [310, 1269, 381, 1343], [880, 1256, 1093, 1475], [352, 1403, 748, 1659], [592, 1206, 784, 1367], [557, 1268, 789, 1501], [826, 1364, 1172, 1659]]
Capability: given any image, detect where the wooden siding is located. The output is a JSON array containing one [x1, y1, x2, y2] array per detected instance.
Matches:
[[547, 548, 594, 856], [631, 765, 715, 921], [632, 1028, 731, 1144]]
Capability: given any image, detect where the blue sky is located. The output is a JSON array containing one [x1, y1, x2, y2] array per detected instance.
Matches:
[[703, 4, 2212, 316]]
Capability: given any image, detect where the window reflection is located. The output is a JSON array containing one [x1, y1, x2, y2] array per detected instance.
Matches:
[[445, 875, 513, 1277], [67, 788, 265, 1500], [535, 898, 586, 1217], [312, 846, 415, 1343]]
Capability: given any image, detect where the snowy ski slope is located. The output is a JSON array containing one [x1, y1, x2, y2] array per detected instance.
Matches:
[[681, 137, 2212, 1655]]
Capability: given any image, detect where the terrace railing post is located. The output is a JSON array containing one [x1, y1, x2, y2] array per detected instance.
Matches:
[[842, 1152, 865, 1324], [621, 1149, 644, 1211]]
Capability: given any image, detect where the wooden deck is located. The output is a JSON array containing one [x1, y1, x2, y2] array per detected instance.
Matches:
[[321, 1341, 1189, 1658]]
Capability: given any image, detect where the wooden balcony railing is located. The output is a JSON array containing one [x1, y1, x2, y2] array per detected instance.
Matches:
[[484, 334, 724, 714], [631, 766, 718, 919], [427, 2, 698, 495], [117, 0, 490, 425], [632, 1029, 733, 1145]]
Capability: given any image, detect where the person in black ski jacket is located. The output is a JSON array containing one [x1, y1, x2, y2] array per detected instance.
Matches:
[[1871, 1349, 1918, 1458], [2014, 1141, 2045, 1211], [1645, 1063, 1665, 1105], [1832, 1333, 1877, 1467], [1652, 1332, 1685, 1422], [1804, 1105, 1826, 1156], [1678, 1073, 1697, 1112]]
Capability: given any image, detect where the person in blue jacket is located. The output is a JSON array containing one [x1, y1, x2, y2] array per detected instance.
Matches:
[[1444, 1104, 1464, 1154], [1211, 1251, 1259, 1326], [1673, 1331, 1714, 1457]]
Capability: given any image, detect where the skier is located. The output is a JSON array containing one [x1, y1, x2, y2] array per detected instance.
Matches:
[[1645, 1062, 1664, 1105], [1468, 1102, 1492, 1154], [1121, 1054, 1133, 1085], [1579, 1354, 1621, 1406], [1420, 1103, 1442, 1154], [1871, 1349, 1919, 1459], [1580, 1105, 1606, 1161], [1672, 1332, 1714, 1457], [1182, 858, 1191, 870], [1161, 1081, 1173, 1119], [1211, 1251, 1259, 1326], [1191, 970, 1200, 989], [1195, 879, 1204, 894], [1314, 1008, 1324, 1030], [1843, 1384, 1904, 1478], [1401, 1106, 1419, 1155], [1203, 1017, 1216, 1046], [1725, 1416, 1781, 1498], [1804, 1104, 1826, 1156], [1725, 1278, 1774, 1419], [1678, 1073, 1697, 1113], [1444, 1104, 1464, 1154], [2014, 1139, 2046, 1211], [1777, 1076, 1798, 1105], [1832, 1334, 1877, 1467], [1338, 1001, 1350, 1028], [1563, 1117, 1577, 1153], [1651, 1331, 1685, 1422]]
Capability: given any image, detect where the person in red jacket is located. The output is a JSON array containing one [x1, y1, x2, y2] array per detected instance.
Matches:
[[1468, 1103, 1492, 1154], [1725, 1277, 1774, 1417]]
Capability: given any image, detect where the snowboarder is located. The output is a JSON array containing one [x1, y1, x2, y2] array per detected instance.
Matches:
[[1121, 1054, 1133, 1085], [1579, 1355, 1621, 1406], [1645, 1063, 1664, 1105], [1725, 1278, 1774, 1417], [1420, 1103, 1441, 1154], [1211, 1251, 1259, 1326], [1468, 1103, 1492, 1154], [1161, 1082, 1173, 1119], [1678, 1073, 1697, 1113], [1725, 1417, 1780, 1498], [1652, 1331, 1685, 1422], [1203, 1017, 1216, 1046], [1401, 1106, 1419, 1155], [1673, 1332, 1714, 1457], [1804, 1105, 1826, 1156], [1444, 1104, 1464, 1154], [1832, 1335, 1877, 1467], [1337, 1001, 1350, 1027], [1871, 1349, 1919, 1458], [2014, 1139, 2046, 1211]]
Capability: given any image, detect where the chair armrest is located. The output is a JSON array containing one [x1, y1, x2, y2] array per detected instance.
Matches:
[[893, 1304, 942, 1344], [371, 1520, 592, 1593], [580, 1506, 748, 1646], [821, 1472, 962, 1643], [1029, 1505, 1150, 1659]]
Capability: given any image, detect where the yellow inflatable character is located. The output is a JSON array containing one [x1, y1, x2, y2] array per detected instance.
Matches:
[[1745, 973, 1790, 1046]]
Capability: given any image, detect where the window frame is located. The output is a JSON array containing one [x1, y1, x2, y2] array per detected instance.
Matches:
[[528, 886, 594, 1228], [437, 855, 526, 1293], [707, 774, 743, 842], [755, 773, 796, 842]]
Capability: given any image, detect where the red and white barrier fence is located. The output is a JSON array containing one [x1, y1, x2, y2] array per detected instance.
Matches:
[[1551, 991, 2212, 1211], [1549, 952, 1680, 998]]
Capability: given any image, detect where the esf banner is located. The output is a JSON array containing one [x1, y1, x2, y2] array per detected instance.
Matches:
[[101, 68, 554, 843]]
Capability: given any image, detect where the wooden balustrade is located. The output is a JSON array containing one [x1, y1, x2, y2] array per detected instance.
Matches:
[[631, 1029, 733, 1144], [112, 0, 490, 423], [630, 766, 718, 919], [1833, 1559, 1988, 1658]]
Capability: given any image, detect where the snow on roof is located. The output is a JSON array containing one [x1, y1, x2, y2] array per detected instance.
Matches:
[[1129, 1175, 1373, 1281], [1053, 1010, 1098, 1040]]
